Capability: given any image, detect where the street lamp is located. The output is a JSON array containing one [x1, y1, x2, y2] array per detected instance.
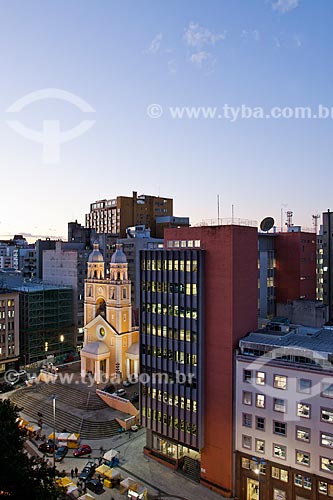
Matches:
[[252, 457, 266, 499], [52, 395, 57, 478], [59, 335, 64, 360]]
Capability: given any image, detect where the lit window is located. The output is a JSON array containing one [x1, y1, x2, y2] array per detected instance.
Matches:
[[256, 439, 265, 453], [297, 403, 311, 419], [321, 433, 333, 448], [273, 444, 287, 460], [296, 450, 310, 467], [256, 394, 265, 408], [274, 375, 287, 390], [321, 457, 333, 473], [296, 427, 310, 443], [318, 481, 328, 494], [273, 489, 286, 500], [256, 371, 266, 385], [322, 408, 333, 423]]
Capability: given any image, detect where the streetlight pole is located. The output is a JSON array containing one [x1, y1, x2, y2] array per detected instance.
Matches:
[[252, 457, 266, 499], [52, 395, 56, 478]]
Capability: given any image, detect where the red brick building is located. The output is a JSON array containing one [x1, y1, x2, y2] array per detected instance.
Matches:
[[275, 231, 317, 303]]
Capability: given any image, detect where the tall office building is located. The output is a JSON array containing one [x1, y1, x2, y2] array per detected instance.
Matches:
[[140, 224, 258, 497], [321, 210, 333, 320], [85, 191, 173, 238]]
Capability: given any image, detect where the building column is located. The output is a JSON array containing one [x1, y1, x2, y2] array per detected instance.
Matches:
[[134, 359, 139, 377], [126, 358, 131, 378], [105, 357, 110, 380], [81, 356, 87, 379], [95, 359, 101, 384]]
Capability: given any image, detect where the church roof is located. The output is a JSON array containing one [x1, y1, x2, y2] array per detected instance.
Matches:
[[81, 341, 109, 356], [88, 241, 104, 263], [111, 243, 127, 264]]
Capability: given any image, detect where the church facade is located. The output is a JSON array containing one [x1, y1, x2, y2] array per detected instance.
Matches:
[[80, 242, 139, 384]]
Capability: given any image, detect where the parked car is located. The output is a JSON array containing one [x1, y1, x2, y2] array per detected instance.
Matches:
[[130, 425, 139, 432], [130, 392, 139, 403], [73, 444, 92, 457], [103, 384, 115, 394], [79, 460, 96, 481], [55, 446, 68, 462], [86, 478, 104, 494], [38, 439, 56, 454], [114, 388, 126, 397]]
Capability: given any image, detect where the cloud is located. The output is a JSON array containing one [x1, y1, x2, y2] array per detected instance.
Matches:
[[184, 22, 226, 49], [293, 35, 302, 47], [272, 0, 299, 13], [146, 33, 163, 54], [190, 51, 211, 66], [241, 30, 261, 42]]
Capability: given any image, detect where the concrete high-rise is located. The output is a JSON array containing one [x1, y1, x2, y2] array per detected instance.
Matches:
[[140, 224, 258, 497]]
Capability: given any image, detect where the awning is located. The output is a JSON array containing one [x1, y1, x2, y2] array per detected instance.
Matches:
[[68, 433, 79, 441], [103, 449, 119, 461], [48, 432, 60, 440], [58, 432, 70, 441], [27, 423, 40, 432], [78, 494, 95, 500]]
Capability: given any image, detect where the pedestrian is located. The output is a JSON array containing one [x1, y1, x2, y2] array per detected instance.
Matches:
[[74, 467, 78, 478], [71, 468, 74, 479]]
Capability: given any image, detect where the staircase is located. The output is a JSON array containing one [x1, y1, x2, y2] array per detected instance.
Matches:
[[181, 456, 201, 483], [35, 381, 107, 410]]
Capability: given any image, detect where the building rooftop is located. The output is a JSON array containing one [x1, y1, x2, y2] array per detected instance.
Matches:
[[239, 322, 333, 369]]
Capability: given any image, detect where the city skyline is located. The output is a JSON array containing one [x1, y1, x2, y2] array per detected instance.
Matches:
[[1, 0, 333, 238]]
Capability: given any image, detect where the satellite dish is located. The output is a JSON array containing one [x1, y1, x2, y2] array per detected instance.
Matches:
[[260, 217, 275, 232]]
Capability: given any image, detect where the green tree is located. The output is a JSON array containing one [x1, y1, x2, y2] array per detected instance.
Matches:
[[0, 399, 63, 499]]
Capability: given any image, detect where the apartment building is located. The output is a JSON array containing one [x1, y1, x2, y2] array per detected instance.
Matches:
[[235, 321, 333, 500], [0, 290, 20, 375]]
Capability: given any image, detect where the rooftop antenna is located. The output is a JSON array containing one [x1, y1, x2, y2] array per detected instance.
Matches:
[[280, 202, 288, 232], [217, 195, 220, 225], [312, 213, 320, 235], [232, 204, 235, 224], [260, 217, 275, 233], [286, 210, 293, 229]]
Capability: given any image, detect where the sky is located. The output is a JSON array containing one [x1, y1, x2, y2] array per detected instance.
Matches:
[[0, 0, 332, 240]]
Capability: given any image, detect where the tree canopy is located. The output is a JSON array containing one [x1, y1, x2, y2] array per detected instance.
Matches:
[[0, 399, 61, 499]]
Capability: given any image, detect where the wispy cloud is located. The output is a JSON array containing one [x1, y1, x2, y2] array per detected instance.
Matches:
[[293, 35, 302, 48], [184, 22, 226, 69], [272, 0, 299, 14], [146, 33, 163, 54], [241, 29, 261, 42], [184, 22, 227, 48]]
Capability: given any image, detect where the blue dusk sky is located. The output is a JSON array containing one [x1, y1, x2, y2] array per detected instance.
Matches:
[[0, 0, 332, 240]]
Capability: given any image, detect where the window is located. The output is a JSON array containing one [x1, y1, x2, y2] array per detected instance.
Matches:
[[322, 383, 333, 399], [322, 408, 333, 423], [274, 398, 286, 413], [243, 370, 252, 383], [296, 450, 310, 467], [256, 439, 265, 453], [242, 435, 252, 449], [272, 467, 280, 479], [296, 427, 310, 443], [304, 477, 312, 490], [321, 457, 333, 473], [297, 379, 311, 394], [242, 413, 252, 428], [322, 432, 333, 448], [274, 421, 287, 436], [273, 444, 287, 460], [297, 403, 311, 418], [273, 489, 286, 500], [243, 391, 252, 405], [295, 474, 303, 486], [256, 416, 265, 431], [274, 375, 287, 390], [318, 481, 328, 495], [256, 371, 266, 385], [242, 457, 250, 469], [256, 394, 265, 408], [280, 470, 288, 483]]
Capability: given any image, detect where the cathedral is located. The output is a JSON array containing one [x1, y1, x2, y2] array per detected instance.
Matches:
[[80, 242, 139, 384]]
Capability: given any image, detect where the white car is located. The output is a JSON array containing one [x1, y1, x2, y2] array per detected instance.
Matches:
[[114, 388, 126, 397]]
